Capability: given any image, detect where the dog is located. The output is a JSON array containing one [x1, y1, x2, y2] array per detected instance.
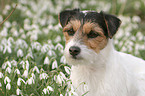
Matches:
[[58, 9, 145, 96]]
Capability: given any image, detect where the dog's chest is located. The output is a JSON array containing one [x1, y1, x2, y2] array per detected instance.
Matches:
[[70, 64, 137, 96], [70, 65, 107, 95]]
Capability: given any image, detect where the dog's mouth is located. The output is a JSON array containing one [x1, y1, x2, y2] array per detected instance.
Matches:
[[70, 55, 82, 60]]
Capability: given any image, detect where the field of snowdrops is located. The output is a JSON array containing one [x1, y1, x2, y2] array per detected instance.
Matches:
[[0, 0, 145, 95]]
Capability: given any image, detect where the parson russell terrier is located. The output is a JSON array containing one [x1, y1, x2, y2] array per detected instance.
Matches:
[[58, 9, 145, 96]]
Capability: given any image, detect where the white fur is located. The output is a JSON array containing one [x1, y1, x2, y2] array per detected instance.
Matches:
[[64, 39, 145, 96]]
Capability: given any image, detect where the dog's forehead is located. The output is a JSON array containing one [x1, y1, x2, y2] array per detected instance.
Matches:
[[71, 11, 105, 26]]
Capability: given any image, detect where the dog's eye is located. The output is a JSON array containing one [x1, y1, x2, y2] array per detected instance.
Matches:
[[67, 28, 75, 36], [87, 30, 99, 38]]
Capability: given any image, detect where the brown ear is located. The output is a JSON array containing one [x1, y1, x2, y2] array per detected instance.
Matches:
[[100, 11, 121, 39], [58, 9, 80, 27]]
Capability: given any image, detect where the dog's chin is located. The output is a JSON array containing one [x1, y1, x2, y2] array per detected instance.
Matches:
[[64, 49, 99, 66]]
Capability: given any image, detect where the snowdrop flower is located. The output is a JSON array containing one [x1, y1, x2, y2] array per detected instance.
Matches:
[[0, 82, 2, 87], [44, 56, 49, 65], [16, 88, 21, 95], [60, 94, 63, 96], [31, 42, 41, 51], [41, 44, 49, 53], [0, 45, 3, 51], [52, 60, 58, 69], [22, 70, 28, 78], [11, 60, 17, 66], [64, 66, 71, 74], [54, 36, 61, 43], [55, 43, 63, 50], [31, 73, 35, 79], [3, 46, 12, 54], [6, 67, 11, 74], [1, 27, 8, 36], [27, 77, 35, 85], [15, 69, 21, 75], [0, 72, 4, 78], [4, 21, 11, 28], [56, 74, 63, 84], [47, 86, 54, 91], [43, 88, 49, 94], [60, 72, 67, 80], [17, 78, 26, 86], [17, 49, 24, 57], [55, 43, 64, 53], [6, 83, 11, 90], [60, 56, 66, 64], [48, 50, 54, 56], [33, 66, 40, 73], [2, 61, 11, 69], [39, 73, 49, 80], [25, 60, 29, 70], [4, 76, 11, 84]]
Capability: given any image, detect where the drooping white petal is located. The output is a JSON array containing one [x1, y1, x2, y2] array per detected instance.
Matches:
[[16, 88, 21, 95], [6, 83, 11, 90], [4, 76, 11, 84], [47, 86, 54, 91], [52, 60, 58, 69], [44, 56, 49, 65], [33, 66, 40, 73]]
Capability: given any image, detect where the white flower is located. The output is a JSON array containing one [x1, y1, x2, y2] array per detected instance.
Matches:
[[60, 56, 66, 64], [39, 73, 49, 80], [44, 56, 49, 65], [6, 83, 11, 90], [60, 72, 67, 80], [56, 74, 62, 84], [6, 67, 11, 74], [4, 76, 11, 84], [2, 61, 11, 69], [0, 72, 4, 78], [22, 70, 28, 78], [55, 43, 63, 53], [64, 66, 71, 74], [1, 27, 8, 36], [43, 88, 49, 94], [31, 73, 35, 79], [15, 69, 20, 75], [25, 60, 29, 70], [60, 94, 63, 96], [54, 36, 61, 43], [47, 86, 54, 91], [33, 66, 40, 73], [27, 77, 34, 85], [17, 49, 24, 57], [17, 78, 26, 86], [52, 60, 58, 69], [0, 82, 2, 87], [16, 88, 21, 95], [3, 46, 12, 54], [11, 60, 17, 66]]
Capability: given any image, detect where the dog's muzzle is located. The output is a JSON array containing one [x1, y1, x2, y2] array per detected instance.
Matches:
[[69, 46, 81, 59]]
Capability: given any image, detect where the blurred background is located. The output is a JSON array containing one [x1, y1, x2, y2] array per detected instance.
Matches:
[[0, 0, 145, 95]]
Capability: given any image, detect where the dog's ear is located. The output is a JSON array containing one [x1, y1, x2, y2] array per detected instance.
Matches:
[[59, 9, 80, 27], [100, 11, 121, 39]]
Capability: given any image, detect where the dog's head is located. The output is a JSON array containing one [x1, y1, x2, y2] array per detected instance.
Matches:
[[59, 9, 121, 65]]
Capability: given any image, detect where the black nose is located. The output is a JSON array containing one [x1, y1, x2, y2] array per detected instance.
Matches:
[[69, 46, 81, 57]]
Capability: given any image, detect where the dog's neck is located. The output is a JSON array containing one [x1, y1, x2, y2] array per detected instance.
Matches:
[[71, 39, 117, 92]]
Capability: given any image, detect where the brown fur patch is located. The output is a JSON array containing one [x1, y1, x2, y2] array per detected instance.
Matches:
[[63, 20, 81, 43], [63, 20, 108, 53], [82, 22, 108, 53]]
